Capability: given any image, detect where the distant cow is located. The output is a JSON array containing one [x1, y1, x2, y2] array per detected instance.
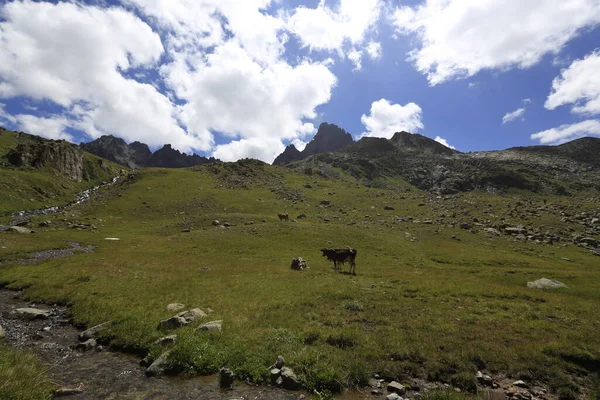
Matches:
[[321, 248, 357, 275], [278, 213, 289, 221]]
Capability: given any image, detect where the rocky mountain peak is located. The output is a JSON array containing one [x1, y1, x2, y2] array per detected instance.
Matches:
[[390, 131, 456, 155], [302, 123, 354, 157], [273, 144, 303, 166]]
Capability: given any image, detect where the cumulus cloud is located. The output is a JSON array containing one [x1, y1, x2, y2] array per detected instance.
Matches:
[[366, 41, 382, 59], [287, 0, 382, 52], [545, 50, 600, 115], [434, 136, 456, 150], [348, 49, 363, 70], [361, 99, 424, 138], [0, 103, 16, 125], [530, 120, 600, 144], [502, 107, 526, 124], [13, 114, 73, 141], [392, 0, 600, 85]]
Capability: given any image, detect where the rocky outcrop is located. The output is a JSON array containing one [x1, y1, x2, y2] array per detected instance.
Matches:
[[272, 123, 354, 166], [391, 131, 456, 155], [81, 136, 218, 169]]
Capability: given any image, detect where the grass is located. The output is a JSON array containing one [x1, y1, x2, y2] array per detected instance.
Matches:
[[0, 344, 54, 400], [0, 162, 599, 397]]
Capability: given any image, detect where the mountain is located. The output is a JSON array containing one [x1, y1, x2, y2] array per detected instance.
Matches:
[[272, 123, 354, 166], [81, 136, 218, 168], [390, 131, 457, 155]]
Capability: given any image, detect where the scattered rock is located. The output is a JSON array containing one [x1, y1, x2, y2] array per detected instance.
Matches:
[[275, 355, 285, 369], [75, 338, 97, 351], [512, 380, 529, 388], [527, 278, 568, 289], [387, 381, 406, 395], [297, 214, 307, 220], [460, 223, 471, 230], [158, 308, 207, 330], [280, 367, 300, 390], [484, 227, 502, 236], [384, 206, 395, 210], [219, 367, 235, 388], [212, 220, 220, 226], [145, 350, 171, 377], [79, 321, 115, 341], [154, 334, 177, 345], [8, 226, 34, 234], [197, 320, 222, 332], [505, 227, 526, 235], [270, 368, 281, 384], [386, 393, 402, 400], [166, 303, 185, 312], [290, 257, 308, 271], [53, 385, 84, 397], [11, 307, 51, 320], [181, 228, 191, 233]]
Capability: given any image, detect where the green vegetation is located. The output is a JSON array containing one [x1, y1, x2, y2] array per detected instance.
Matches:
[[0, 344, 54, 400], [0, 160, 599, 397]]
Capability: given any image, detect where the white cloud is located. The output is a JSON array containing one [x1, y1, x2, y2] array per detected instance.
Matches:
[[0, 103, 16, 125], [522, 98, 532, 105], [348, 49, 363, 70], [361, 98, 423, 138], [287, 0, 382, 52], [212, 137, 286, 163], [434, 136, 456, 150], [530, 120, 600, 144], [392, 0, 600, 85], [366, 41, 382, 59], [545, 50, 600, 116], [502, 107, 526, 124], [14, 114, 73, 141]]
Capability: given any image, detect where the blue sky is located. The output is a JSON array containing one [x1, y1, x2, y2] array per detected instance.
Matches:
[[1, 0, 600, 162]]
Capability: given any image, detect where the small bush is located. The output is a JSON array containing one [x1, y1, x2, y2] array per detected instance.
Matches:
[[342, 299, 364, 312]]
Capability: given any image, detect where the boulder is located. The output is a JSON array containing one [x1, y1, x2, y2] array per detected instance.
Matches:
[[275, 355, 286, 369], [11, 307, 51, 320], [9, 226, 34, 234], [145, 350, 171, 377], [280, 367, 300, 390], [387, 381, 406, 395], [527, 278, 567, 289], [158, 308, 207, 330], [512, 380, 529, 388], [290, 257, 308, 271], [386, 394, 402, 400], [197, 320, 222, 332], [79, 321, 115, 341], [219, 367, 235, 388], [270, 368, 281, 384]]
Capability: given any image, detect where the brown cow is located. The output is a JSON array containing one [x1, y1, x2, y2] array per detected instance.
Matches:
[[321, 248, 357, 274]]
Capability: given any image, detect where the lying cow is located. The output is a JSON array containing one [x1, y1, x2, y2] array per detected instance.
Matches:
[[277, 213, 289, 221], [321, 248, 357, 275]]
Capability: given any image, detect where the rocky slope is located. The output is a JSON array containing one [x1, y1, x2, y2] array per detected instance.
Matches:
[[282, 126, 600, 195], [81, 136, 217, 168], [273, 122, 354, 165]]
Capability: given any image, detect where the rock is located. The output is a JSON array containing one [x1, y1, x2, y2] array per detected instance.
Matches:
[[38, 220, 52, 227], [11, 307, 51, 320], [320, 200, 331, 206], [275, 355, 286, 369], [8, 226, 34, 234], [75, 338, 97, 351], [145, 350, 171, 377], [512, 380, 529, 388], [386, 394, 402, 400], [579, 237, 600, 247], [484, 227, 502, 236], [270, 368, 281, 384], [297, 214, 307, 220], [505, 226, 526, 235], [197, 320, 222, 332], [280, 367, 300, 390], [154, 334, 177, 345], [527, 278, 568, 289], [53, 385, 84, 397], [387, 381, 406, 395], [460, 223, 471, 230], [212, 220, 220, 226], [372, 389, 382, 395], [79, 321, 115, 341], [219, 367, 235, 388], [479, 375, 493, 386], [0, 325, 5, 339], [158, 308, 207, 330], [166, 303, 185, 312], [384, 206, 395, 210], [104, 237, 120, 241], [290, 257, 308, 271], [591, 218, 599, 225], [181, 228, 191, 233]]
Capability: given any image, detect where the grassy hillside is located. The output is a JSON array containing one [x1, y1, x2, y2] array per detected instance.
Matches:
[[0, 127, 123, 214], [1, 160, 599, 397]]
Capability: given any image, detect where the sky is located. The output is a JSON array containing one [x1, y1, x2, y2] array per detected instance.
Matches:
[[0, 0, 599, 163]]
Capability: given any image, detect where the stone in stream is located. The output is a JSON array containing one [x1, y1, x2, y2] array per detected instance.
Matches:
[[78, 321, 116, 341], [11, 307, 51, 320], [197, 320, 222, 332], [158, 308, 207, 330], [74, 338, 97, 351], [219, 367, 235, 388], [145, 350, 172, 377]]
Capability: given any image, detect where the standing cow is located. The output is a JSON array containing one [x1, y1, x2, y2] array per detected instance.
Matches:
[[321, 248, 357, 275]]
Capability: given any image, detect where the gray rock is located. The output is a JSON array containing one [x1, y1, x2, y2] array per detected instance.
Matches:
[[8, 226, 34, 234], [527, 278, 567, 289], [212, 220, 220, 226], [157, 316, 187, 330], [270, 368, 281, 384], [145, 350, 171, 377], [320, 200, 331, 206], [275, 355, 286, 369], [154, 334, 177, 345], [387, 381, 406, 395], [166, 303, 185, 312], [11, 307, 51, 320], [505, 226, 526, 235], [386, 394, 402, 400], [384, 206, 395, 210], [75, 338, 97, 351], [219, 367, 235, 388], [53, 385, 84, 397], [280, 367, 300, 390], [484, 228, 502, 236], [197, 320, 222, 332], [179, 308, 207, 321], [79, 321, 115, 341], [512, 380, 529, 388]]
